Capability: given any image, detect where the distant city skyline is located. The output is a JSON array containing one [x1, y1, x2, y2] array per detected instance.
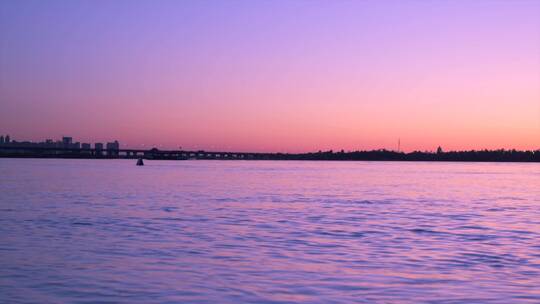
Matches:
[[1, 1, 539, 153], [2, 134, 539, 157], [1, 133, 538, 163], [0, 134, 120, 150]]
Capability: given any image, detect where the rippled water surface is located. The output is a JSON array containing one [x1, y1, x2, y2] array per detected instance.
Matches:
[[1, 159, 539, 303]]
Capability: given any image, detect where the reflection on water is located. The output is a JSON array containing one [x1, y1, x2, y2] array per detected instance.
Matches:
[[1, 159, 539, 303]]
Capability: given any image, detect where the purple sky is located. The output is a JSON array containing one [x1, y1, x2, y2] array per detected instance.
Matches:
[[1, 0, 539, 152]]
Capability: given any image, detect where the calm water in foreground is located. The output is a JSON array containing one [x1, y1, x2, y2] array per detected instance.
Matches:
[[1, 159, 539, 303]]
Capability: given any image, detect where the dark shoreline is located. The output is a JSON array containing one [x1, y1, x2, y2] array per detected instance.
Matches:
[[1, 146, 539, 162]]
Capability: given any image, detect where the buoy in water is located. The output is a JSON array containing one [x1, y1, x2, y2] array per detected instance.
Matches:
[[136, 158, 144, 166]]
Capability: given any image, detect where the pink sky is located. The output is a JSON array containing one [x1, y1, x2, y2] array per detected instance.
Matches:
[[1, 1, 539, 152]]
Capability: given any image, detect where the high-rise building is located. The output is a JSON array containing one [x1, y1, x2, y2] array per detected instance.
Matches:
[[95, 143, 104, 156], [81, 143, 91, 149], [62, 137, 72, 148], [0, 136, 4, 144], [106, 141, 120, 156], [5, 135, 10, 143], [106, 140, 120, 150]]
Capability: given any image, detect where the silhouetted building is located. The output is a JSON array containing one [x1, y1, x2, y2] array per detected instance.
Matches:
[[106, 141, 120, 150], [5, 135, 10, 144], [106, 140, 119, 156], [62, 137, 72, 148], [95, 143, 103, 156], [44, 139, 54, 148], [81, 143, 91, 149], [437, 146, 443, 154], [0, 136, 4, 144]]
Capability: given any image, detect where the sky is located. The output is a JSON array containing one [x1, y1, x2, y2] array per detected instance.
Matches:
[[1, 0, 539, 152]]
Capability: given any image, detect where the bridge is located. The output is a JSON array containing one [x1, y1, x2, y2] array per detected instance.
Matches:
[[0, 145, 275, 160]]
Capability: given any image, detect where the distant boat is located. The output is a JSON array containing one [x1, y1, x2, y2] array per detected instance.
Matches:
[[136, 158, 144, 166]]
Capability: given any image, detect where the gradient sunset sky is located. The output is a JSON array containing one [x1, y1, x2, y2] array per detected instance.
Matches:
[[1, 0, 539, 152]]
